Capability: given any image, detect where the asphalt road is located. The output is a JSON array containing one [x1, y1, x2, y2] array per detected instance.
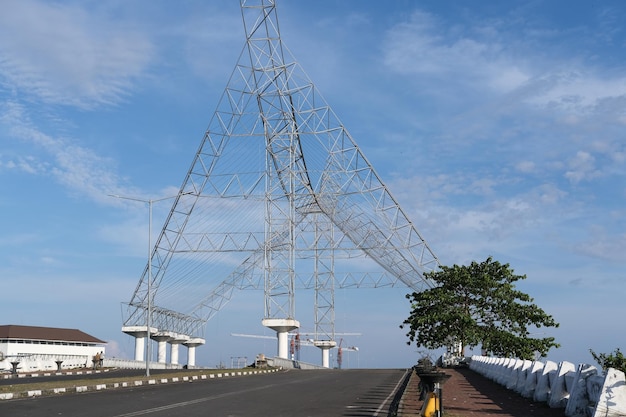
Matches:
[[0, 368, 408, 417]]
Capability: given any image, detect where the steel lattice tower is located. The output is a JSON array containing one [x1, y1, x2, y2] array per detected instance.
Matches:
[[120, 0, 440, 365]]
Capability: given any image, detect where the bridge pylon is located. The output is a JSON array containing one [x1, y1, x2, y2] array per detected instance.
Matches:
[[119, 0, 440, 366]]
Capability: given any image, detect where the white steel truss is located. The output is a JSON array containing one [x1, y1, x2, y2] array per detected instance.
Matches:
[[121, 0, 440, 345]]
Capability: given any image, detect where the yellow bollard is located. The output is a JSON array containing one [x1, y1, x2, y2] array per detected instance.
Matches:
[[420, 391, 438, 417]]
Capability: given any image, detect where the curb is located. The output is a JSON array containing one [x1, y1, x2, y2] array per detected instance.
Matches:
[[0, 368, 280, 400], [395, 370, 421, 417], [1, 368, 111, 380]]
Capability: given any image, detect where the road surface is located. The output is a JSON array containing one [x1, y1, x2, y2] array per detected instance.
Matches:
[[0, 368, 408, 416]]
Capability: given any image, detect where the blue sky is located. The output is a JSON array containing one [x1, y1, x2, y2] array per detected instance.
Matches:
[[1, 0, 624, 369]]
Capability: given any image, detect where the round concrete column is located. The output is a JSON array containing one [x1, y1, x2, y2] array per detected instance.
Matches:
[[262, 318, 300, 359], [169, 334, 190, 365], [151, 331, 174, 364], [314, 340, 337, 368], [183, 338, 205, 368]]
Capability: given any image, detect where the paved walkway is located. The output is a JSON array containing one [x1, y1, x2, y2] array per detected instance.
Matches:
[[397, 366, 565, 417]]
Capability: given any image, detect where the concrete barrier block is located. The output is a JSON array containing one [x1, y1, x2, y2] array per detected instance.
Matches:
[[592, 368, 626, 417], [522, 361, 544, 398], [534, 360, 558, 402], [587, 374, 605, 402], [564, 363, 597, 417], [469, 356, 625, 415], [506, 359, 524, 390], [549, 361, 576, 408], [496, 358, 512, 385], [515, 360, 533, 394], [501, 359, 513, 387], [480, 357, 492, 378]]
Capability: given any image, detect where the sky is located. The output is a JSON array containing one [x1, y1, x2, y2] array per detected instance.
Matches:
[[1, 0, 624, 370]]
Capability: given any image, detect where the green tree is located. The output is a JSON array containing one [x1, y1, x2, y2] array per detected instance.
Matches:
[[401, 257, 560, 360], [590, 348, 626, 373]]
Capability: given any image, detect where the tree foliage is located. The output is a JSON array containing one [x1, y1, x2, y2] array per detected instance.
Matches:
[[401, 257, 560, 360], [590, 348, 626, 373]]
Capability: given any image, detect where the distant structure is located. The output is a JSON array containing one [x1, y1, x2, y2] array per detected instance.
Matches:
[[0, 325, 106, 373], [119, 0, 440, 368]]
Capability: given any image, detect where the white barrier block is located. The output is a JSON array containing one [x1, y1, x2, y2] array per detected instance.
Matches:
[[522, 361, 544, 398], [549, 361, 576, 408], [587, 375, 606, 410], [592, 368, 626, 417], [565, 364, 597, 417], [534, 360, 558, 402], [506, 359, 524, 390], [468, 356, 625, 415], [488, 357, 501, 380], [501, 358, 517, 386], [515, 360, 533, 394], [469, 355, 484, 373]]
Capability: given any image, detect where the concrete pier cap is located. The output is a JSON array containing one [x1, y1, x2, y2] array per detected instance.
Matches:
[[169, 333, 190, 366], [122, 325, 158, 361], [314, 340, 337, 368], [122, 325, 158, 337], [151, 331, 175, 364], [262, 318, 300, 359], [183, 337, 206, 367]]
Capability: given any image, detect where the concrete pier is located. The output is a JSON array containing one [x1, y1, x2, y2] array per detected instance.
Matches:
[[169, 333, 190, 365], [314, 340, 337, 368], [122, 326, 157, 361], [151, 331, 174, 364], [184, 338, 205, 367], [262, 318, 300, 359]]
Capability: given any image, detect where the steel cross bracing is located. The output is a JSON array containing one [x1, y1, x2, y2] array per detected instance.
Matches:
[[121, 0, 440, 342]]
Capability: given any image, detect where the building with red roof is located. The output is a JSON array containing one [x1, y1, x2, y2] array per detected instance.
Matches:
[[0, 325, 106, 373]]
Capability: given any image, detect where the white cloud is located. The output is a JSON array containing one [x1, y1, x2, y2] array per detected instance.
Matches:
[[383, 10, 530, 94], [570, 225, 626, 263], [564, 150, 599, 183], [1, 100, 126, 202], [524, 71, 626, 114], [0, 0, 155, 108], [516, 160, 536, 173], [534, 184, 567, 205], [381, 8, 626, 132]]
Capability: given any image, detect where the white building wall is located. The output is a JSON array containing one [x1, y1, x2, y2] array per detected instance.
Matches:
[[0, 340, 105, 373], [3, 340, 102, 357]]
